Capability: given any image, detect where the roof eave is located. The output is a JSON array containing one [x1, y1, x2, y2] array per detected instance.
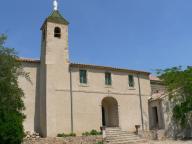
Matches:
[[17, 58, 40, 63], [70, 63, 150, 75]]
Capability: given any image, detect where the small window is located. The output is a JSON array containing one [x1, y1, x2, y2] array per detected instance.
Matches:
[[105, 72, 112, 85], [54, 27, 61, 38], [79, 70, 87, 84], [128, 75, 134, 87]]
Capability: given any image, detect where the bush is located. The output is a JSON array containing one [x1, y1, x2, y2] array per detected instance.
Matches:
[[57, 132, 76, 137], [0, 112, 25, 144], [0, 35, 26, 144], [82, 132, 90, 136], [90, 129, 102, 135], [57, 133, 65, 137], [69, 133, 76, 137], [82, 129, 102, 136], [96, 142, 103, 144]]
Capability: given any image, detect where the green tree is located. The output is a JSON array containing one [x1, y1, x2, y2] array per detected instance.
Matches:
[[157, 66, 192, 129], [0, 34, 28, 144]]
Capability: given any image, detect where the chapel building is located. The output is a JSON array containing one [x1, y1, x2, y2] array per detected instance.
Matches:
[[17, 3, 163, 137]]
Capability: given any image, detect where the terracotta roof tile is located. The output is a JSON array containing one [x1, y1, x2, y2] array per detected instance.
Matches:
[[149, 75, 160, 81], [17, 58, 40, 63]]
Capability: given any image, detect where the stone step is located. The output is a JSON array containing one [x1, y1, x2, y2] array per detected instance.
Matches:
[[106, 140, 146, 144], [106, 130, 134, 133], [106, 137, 146, 142], [106, 129, 121, 131], [106, 136, 142, 140], [106, 133, 138, 136], [107, 139, 146, 144], [106, 135, 140, 139], [106, 128, 121, 131], [105, 127, 145, 144], [107, 136, 140, 140], [106, 131, 136, 134], [106, 138, 143, 143], [106, 132, 136, 135], [106, 127, 120, 129]]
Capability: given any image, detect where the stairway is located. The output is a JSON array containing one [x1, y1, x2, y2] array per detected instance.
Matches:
[[105, 127, 146, 144]]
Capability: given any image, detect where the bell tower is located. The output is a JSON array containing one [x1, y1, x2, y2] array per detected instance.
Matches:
[[40, 1, 69, 65], [39, 0, 72, 137]]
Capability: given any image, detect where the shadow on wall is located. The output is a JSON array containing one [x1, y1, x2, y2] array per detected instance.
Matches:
[[34, 66, 40, 133], [142, 107, 148, 130], [163, 99, 192, 139]]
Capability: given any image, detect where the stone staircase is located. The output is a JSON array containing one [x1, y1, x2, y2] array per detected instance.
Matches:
[[105, 127, 146, 144]]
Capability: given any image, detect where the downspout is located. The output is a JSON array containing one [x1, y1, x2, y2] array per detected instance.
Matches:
[[137, 73, 144, 131], [69, 67, 74, 133]]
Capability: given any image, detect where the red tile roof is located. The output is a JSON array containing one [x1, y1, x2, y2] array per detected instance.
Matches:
[[149, 75, 160, 81], [17, 58, 40, 63]]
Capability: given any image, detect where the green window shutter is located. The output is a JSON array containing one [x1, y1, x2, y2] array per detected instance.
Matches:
[[80, 70, 87, 84], [105, 73, 107, 85], [108, 73, 112, 85], [105, 72, 112, 85], [129, 75, 134, 87], [84, 70, 87, 84]]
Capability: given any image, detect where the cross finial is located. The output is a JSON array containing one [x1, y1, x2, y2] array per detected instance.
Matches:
[[53, 0, 58, 11]]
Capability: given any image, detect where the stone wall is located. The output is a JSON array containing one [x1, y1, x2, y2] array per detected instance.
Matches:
[[23, 136, 103, 144]]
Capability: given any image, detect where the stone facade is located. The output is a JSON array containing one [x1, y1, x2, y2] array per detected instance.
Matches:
[[149, 76, 192, 138], [18, 10, 153, 137]]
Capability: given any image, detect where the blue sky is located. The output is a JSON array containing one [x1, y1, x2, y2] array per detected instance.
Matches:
[[0, 0, 192, 73]]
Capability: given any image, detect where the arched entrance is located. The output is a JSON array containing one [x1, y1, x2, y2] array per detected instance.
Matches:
[[101, 97, 119, 127]]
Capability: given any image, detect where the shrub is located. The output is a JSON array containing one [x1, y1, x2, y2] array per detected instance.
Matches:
[[69, 133, 76, 137], [90, 129, 100, 135], [57, 132, 76, 137], [0, 112, 25, 144], [82, 132, 90, 136], [0, 35, 27, 144], [82, 129, 102, 136], [96, 142, 103, 144], [57, 133, 65, 137]]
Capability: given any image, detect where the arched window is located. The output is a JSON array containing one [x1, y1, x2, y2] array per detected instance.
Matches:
[[54, 27, 61, 38]]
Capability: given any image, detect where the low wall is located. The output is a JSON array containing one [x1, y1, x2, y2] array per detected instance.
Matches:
[[23, 136, 103, 144]]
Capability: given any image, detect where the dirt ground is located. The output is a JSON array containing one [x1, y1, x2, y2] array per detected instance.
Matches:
[[144, 140, 192, 144], [23, 136, 192, 144]]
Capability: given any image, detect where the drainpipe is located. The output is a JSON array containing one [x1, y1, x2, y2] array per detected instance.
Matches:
[[69, 67, 74, 133], [137, 73, 144, 131]]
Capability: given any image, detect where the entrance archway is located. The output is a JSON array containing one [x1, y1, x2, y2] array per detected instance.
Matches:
[[101, 97, 119, 127]]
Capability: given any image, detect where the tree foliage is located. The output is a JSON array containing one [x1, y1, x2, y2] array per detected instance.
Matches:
[[157, 66, 192, 128], [0, 34, 27, 144]]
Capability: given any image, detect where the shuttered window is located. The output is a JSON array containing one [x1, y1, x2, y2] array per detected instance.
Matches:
[[105, 72, 112, 85], [128, 75, 134, 87], [80, 70, 87, 84]]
